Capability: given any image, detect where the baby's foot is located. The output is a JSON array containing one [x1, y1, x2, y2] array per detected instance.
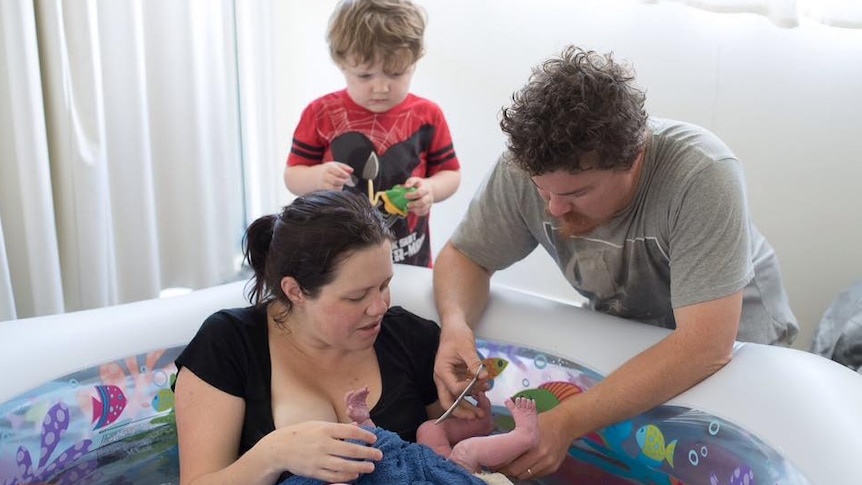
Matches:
[[345, 387, 372, 425], [506, 397, 539, 441]]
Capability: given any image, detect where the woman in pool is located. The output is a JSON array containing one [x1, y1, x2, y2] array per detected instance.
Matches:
[[174, 191, 447, 484]]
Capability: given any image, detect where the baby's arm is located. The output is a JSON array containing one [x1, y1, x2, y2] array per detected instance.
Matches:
[[345, 387, 375, 428], [284, 162, 354, 195]]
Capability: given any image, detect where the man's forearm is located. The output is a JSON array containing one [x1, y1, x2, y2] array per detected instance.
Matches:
[[555, 293, 740, 439], [433, 243, 492, 328], [564, 332, 730, 439]]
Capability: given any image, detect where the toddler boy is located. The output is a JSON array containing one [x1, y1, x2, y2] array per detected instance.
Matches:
[[285, 0, 461, 268]]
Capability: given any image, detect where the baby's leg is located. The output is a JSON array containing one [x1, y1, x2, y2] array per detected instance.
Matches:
[[418, 392, 495, 458], [417, 420, 454, 457], [449, 397, 539, 473], [441, 392, 495, 443], [345, 387, 375, 428]]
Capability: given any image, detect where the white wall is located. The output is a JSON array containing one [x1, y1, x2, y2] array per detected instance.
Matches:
[[271, 0, 862, 350]]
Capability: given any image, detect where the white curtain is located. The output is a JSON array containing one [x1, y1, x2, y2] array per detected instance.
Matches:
[[0, 0, 253, 321], [668, 0, 862, 28], [802, 0, 862, 27], [235, 0, 280, 222], [0, 0, 64, 321]]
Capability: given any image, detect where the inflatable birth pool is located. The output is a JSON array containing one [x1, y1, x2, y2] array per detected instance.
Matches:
[[1, 265, 860, 484]]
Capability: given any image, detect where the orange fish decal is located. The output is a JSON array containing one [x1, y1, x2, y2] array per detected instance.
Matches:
[[481, 357, 509, 379], [513, 381, 584, 413]]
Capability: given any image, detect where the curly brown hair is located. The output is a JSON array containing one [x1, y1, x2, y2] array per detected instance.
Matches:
[[328, 0, 426, 75], [500, 45, 649, 175]]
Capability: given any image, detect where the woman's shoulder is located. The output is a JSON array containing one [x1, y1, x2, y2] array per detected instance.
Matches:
[[202, 305, 262, 324], [177, 305, 268, 398], [384, 305, 438, 324], [196, 305, 267, 340], [381, 306, 441, 339]]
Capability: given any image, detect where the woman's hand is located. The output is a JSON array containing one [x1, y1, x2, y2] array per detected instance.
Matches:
[[274, 421, 383, 483]]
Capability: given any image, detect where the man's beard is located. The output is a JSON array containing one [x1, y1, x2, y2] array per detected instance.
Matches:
[[554, 210, 602, 238]]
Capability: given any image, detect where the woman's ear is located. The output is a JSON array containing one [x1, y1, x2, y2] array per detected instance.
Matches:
[[281, 277, 305, 305]]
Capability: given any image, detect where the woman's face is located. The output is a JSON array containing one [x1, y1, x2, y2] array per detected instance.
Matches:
[[300, 241, 394, 349]]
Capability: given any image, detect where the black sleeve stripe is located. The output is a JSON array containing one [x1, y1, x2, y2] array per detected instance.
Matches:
[[429, 144, 453, 158], [427, 152, 457, 166], [291, 147, 324, 161], [292, 138, 325, 154]]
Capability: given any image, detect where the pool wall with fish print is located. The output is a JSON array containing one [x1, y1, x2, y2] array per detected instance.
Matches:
[[2, 265, 861, 484]]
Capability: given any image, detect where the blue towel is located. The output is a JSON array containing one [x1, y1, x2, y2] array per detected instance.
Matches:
[[280, 427, 486, 485]]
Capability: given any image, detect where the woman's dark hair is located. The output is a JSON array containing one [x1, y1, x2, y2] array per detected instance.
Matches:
[[243, 190, 393, 324], [500, 45, 649, 175]]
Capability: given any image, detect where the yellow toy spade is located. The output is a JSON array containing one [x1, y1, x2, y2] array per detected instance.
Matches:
[[364, 152, 379, 201], [364, 152, 417, 217]]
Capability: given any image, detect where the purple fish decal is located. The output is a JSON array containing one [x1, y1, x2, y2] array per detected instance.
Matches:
[[91, 385, 127, 430], [711, 465, 755, 485], [9, 402, 96, 484]]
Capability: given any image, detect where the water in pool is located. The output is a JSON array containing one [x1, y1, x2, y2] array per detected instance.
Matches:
[[0, 342, 810, 484]]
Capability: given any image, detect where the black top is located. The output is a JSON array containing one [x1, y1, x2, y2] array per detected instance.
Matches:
[[175, 305, 440, 455]]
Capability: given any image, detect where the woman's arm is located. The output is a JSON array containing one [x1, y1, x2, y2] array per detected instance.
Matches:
[[175, 367, 282, 485], [175, 368, 383, 485]]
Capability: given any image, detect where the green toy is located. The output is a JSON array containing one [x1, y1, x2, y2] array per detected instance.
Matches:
[[373, 184, 416, 217]]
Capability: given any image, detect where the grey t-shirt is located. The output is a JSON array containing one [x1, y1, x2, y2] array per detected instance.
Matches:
[[452, 118, 798, 345]]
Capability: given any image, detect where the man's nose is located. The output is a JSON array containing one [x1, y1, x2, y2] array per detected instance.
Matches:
[[547, 195, 572, 217]]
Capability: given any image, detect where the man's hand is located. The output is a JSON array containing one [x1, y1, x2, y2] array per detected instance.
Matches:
[[497, 404, 575, 479], [433, 323, 488, 420]]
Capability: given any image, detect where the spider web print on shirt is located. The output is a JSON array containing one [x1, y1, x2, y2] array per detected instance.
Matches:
[[317, 95, 431, 154]]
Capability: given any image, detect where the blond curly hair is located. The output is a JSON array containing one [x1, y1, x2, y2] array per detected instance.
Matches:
[[327, 0, 426, 74]]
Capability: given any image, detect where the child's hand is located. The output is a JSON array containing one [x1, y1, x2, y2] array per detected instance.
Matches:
[[403, 177, 434, 216], [316, 162, 354, 191]]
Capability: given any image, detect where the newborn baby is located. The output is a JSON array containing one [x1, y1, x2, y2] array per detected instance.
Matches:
[[279, 387, 538, 485], [346, 386, 538, 484]]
